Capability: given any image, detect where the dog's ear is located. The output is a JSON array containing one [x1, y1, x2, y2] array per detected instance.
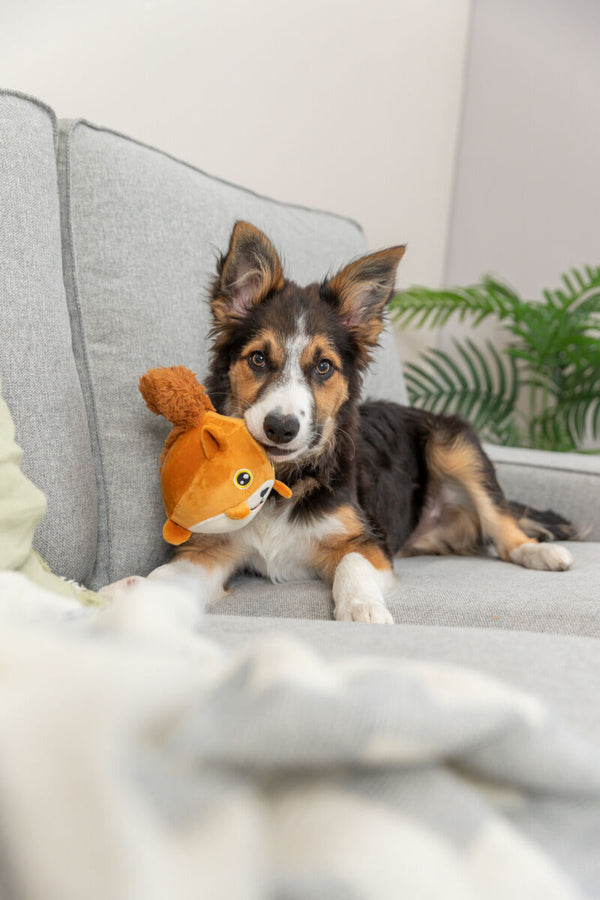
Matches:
[[322, 246, 406, 365], [211, 221, 284, 330]]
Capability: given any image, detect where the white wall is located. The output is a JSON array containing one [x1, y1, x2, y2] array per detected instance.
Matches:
[[1, 0, 471, 363]]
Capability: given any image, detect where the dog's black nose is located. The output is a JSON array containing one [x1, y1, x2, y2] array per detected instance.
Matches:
[[263, 412, 300, 445]]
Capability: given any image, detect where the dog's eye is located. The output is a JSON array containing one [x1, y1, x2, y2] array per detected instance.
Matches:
[[248, 351, 266, 371], [234, 469, 254, 489], [315, 359, 333, 377]]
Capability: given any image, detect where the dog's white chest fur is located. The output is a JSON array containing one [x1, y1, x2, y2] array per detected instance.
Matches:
[[233, 501, 343, 583]]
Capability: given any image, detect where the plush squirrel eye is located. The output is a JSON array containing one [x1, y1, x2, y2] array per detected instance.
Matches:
[[248, 351, 266, 371], [234, 469, 253, 489], [315, 359, 333, 377]]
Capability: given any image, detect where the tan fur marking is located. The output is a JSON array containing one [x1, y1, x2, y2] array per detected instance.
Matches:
[[284, 476, 320, 503], [174, 533, 243, 571], [312, 504, 391, 582], [426, 437, 536, 561], [356, 543, 390, 571], [228, 358, 263, 411], [493, 515, 537, 559], [228, 330, 287, 414], [315, 372, 349, 423], [295, 334, 349, 425], [244, 331, 284, 368], [299, 337, 342, 372], [428, 441, 478, 483]]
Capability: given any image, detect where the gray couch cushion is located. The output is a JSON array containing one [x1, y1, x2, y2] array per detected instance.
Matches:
[[0, 91, 98, 584], [208, 541, 600, 638], [204, 614, 600, 745], [57, 120, 406, 589]]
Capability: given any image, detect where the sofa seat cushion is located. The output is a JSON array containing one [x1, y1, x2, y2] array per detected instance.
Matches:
[[57, 120, 406, 589], [206, 541, 600, 638], [0, 91, 98, 584], [204, 614, 600, 745]]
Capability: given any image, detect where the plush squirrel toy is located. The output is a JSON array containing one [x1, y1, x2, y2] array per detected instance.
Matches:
[[139, 366, 292, 545]]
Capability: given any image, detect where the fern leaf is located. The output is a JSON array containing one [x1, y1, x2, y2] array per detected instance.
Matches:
[[394, 263, 599, 451], [465, 339, 493, 399], [390, 279, 518, 330], [403, 341, 519, 435]]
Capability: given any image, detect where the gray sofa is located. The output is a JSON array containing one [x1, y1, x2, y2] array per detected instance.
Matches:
[[2, 88, 599, 742]]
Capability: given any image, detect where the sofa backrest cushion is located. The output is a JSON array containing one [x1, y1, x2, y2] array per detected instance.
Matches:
[[57, 120, 407, 588], [0, 91, 98, 584]]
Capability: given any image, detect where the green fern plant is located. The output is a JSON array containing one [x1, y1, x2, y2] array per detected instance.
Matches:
[[389, 266, 600, 452]]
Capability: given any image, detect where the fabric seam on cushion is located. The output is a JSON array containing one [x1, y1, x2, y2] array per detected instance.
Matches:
[[60, 118, 365, 236], [2, 89, 99, 584], [0, 87, 58, 148], [57, 119, 112, 586]]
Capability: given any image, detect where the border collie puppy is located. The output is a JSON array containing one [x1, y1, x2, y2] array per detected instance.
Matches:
[[140, 221, 574, 623]]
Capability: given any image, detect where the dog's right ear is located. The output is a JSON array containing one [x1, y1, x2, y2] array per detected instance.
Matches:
[[321, 245, 406, 368], [211, 221, 284, 331]]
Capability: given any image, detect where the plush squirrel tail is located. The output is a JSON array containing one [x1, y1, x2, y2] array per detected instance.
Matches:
[[508, 500, 586, 542], [139, 366, 214, 428], [139, 366, 215, 469]]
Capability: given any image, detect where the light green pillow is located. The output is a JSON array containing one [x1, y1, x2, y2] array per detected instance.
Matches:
[[0, 382, 102, 605]]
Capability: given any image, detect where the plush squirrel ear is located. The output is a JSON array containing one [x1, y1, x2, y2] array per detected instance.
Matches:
[[211, 221, 285, 331], [321, 246, 406, 366], [139, 366, 214, 428], [199, 424, 222, 460]]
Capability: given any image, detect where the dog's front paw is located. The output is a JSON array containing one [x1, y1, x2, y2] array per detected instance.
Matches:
[[99, 575, 145, 602], [335, 598, 394, 624]]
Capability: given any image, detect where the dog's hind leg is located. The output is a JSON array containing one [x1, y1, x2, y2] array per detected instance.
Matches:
[[425, 423, 573, 571]]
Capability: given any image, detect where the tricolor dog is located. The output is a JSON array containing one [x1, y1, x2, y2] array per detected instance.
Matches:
[[108, 221, 575, 623]]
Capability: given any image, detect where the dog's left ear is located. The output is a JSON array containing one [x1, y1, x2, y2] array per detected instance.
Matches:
[[322, 245, 406, 364], [211, 221, 284, 331]]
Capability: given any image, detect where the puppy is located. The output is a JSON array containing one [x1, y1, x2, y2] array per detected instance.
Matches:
[[126, 221, 575, 623]]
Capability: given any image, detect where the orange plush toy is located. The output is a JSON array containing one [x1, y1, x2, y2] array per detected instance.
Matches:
[[139, 366, 292, 545]]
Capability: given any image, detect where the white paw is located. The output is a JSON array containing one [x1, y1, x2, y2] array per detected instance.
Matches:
[[99, 575, 144, 602], [95, 575, 203, 641], [510, 542, 573, 572], [336, 599, 394, 624]]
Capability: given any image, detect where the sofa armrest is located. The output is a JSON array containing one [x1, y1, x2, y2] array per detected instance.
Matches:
[[484, 444, 600, 541]]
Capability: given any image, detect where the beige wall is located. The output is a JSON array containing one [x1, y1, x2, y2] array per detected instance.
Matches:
[[442, 0, 600, 447], [2, 0, 471, 363], [446, 0, 600, 297]]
